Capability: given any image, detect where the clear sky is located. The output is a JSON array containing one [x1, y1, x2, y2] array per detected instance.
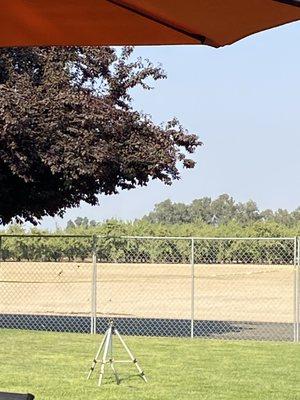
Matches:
[[41, 21, 300, 230]]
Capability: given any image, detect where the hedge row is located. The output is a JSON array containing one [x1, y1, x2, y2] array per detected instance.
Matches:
[[0, 234, 296, 265]]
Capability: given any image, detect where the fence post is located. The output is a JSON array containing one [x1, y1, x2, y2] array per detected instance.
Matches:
[[91, 235, 97, 335], [297, 237, 300, 343], [293, 237, 297, 342], [191, 238, 195, 339]]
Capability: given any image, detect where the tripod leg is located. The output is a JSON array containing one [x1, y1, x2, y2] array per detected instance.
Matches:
[[98, 326, 111, 386], [109, 329, 120, 385], [110, 361, 121, 385], [115, 329, 147, 383], [87, 329, 108, 380]]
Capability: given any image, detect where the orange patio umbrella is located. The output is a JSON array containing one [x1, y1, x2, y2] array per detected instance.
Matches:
[[1, 0, 300, 48]]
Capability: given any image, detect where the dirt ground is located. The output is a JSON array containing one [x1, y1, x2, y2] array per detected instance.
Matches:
[[0, 262, 295, 323]]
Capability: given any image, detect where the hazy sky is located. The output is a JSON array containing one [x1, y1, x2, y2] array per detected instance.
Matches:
[[41, 21, 300, 230]]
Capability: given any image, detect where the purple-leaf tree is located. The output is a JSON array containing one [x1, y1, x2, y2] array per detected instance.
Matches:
[[0, 46, 201, 224]]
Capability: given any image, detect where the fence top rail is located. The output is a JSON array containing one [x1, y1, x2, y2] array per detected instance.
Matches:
[[97, 235, 296, 241], [0, 234, 93, 238], [0, 234, 296, 241]]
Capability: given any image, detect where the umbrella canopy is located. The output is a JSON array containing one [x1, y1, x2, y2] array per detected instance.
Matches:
[[1, 0, 300, 48]]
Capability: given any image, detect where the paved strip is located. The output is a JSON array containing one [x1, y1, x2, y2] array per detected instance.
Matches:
[[0, 314, 294, 341]]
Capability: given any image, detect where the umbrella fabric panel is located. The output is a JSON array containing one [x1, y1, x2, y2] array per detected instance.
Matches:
[[1, 0, 300, 47], [1, 0, 198, 47], [123, 0, 300, 46]]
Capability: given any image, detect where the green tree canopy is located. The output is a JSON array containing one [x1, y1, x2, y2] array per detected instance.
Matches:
[[142, 195, 300, 226]]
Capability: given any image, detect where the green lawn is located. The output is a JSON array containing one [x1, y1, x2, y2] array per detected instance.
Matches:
[[0, 329, 299, 400]]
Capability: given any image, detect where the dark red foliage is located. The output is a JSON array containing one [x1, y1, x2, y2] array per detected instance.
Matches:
[[0, 47, 201, 224]]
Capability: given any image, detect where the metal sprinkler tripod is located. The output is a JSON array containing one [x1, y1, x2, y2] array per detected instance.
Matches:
[[87, 320, 147, 386]]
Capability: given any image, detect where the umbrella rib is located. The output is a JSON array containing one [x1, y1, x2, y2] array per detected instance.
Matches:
[[105, 0, 207, 44], [273, 0, 300, 6]]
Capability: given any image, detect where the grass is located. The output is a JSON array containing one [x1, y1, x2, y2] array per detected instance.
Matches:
[[0, 329, 299, 400]]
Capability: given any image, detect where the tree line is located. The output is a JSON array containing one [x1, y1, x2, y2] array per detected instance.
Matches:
[[1, 194, 299, 264], [0, 233, 295, 265], [142, 195, 300, 226]]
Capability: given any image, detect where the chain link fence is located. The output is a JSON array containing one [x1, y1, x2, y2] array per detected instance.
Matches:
[[0, 235, 299, 342], [0, 235, 94, 333]]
